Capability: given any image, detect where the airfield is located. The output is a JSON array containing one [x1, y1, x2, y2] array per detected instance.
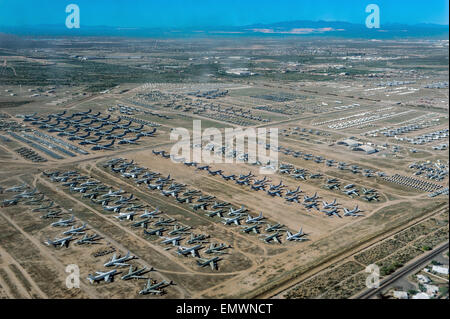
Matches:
[[0, 37, 448, 299]]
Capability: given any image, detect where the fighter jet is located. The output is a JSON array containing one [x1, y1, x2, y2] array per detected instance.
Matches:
[[261, 232, 282, 244], [51, 215, 75, 227], [121, 265, 152, 280], [176, 245, 203, 257], [87, 269, 118, 284], [161, 236, 183, 246], [104, 251, 135, 267], [62, 223, 87, 235], [286, 228, 309, 241], [196, 256, 221, 270], [45, 235, 74, 248], [343, 205, 364, 217], [245, 212, 265, 224]]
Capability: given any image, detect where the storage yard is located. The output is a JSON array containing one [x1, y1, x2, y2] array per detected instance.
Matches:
[[0, 36, 448, 299]]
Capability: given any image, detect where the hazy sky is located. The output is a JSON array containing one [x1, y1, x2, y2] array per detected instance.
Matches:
[[0, 0, 448, 27]]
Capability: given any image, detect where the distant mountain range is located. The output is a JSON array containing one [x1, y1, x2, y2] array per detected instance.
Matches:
[[0, 20, 448, 39]]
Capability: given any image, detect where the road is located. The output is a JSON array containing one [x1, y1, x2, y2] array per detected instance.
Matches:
[[355, 241, 449, 299]]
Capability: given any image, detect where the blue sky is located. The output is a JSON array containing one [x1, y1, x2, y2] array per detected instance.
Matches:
[[0, 0, 448, 27]]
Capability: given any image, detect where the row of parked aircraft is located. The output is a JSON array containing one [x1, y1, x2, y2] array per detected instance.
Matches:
[[23, 109, 157, 151], [151, 152, 368, 217], [106, 157, 313, 245], [43, 167, 233, 271]]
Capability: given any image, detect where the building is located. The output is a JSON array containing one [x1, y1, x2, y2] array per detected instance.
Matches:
[[432, 265, 449, 275], [337, 139, 361, 148], [393, 291, 409, 299], [412, 292, 430, 299], [424, 284, 439, 297], [352, 144, 379, 154], [417, 274, 431, 284]]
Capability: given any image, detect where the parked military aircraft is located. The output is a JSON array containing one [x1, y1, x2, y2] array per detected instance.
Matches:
[[161, 236, 183, 246], [121, 265, 152, 280], [176, 245, 203, 257], [51, 215, 75, 227], [222, 215, 242, 226], [139, 279, 172, 295], [204, 243, 231, 255], [45, 235, 73, 248], [143, 227, 166, 236], [140, 208, 162, 219], [322, 199, 338, 209], [241, 224, 261, 234], [304, 192, 319, 202], [62, 223, 87, 235], [87, 269, 118, 284], [286, 228, 309, 241], [245, 212, 265, 224], [197, 256, 221, 270], [76, 233, 101, 245], [343, 205, 364, 217], [104, 252, 135, 267], [261, 232, 282, 244]]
